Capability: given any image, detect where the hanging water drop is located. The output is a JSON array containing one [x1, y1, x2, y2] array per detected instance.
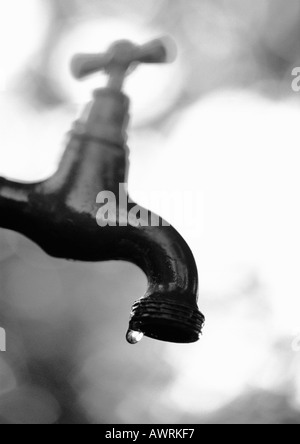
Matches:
[[126, 329, 144, 345]]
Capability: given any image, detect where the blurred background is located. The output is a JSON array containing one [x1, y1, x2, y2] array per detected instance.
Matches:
[[0, 0, 300, 424]]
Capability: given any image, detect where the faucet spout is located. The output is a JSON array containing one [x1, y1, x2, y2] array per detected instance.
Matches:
[[121, 223, 205, 344]]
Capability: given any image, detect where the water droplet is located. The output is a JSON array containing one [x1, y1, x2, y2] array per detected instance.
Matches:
[[126, 329, 144, 345]]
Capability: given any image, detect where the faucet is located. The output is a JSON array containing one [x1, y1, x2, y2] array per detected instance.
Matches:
[[0, 38, 205, 344]]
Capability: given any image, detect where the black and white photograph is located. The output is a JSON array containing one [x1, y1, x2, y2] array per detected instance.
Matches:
[[0, 0, 299, 427]]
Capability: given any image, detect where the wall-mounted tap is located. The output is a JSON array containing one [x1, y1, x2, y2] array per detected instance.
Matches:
[[0, 38, 205, 344]]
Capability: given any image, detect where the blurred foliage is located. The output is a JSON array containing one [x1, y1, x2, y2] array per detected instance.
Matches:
[[21, 0, 300, 118], [0, 0, 300, 424]]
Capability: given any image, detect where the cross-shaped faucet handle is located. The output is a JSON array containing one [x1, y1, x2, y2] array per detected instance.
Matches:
[[70, 37, 176, 91]]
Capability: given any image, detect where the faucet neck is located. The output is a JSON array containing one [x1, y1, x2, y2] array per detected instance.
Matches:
[[74, 88, 130, 147]]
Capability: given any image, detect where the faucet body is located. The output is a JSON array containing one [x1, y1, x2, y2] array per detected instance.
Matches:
[[0, 40, 205, 343]]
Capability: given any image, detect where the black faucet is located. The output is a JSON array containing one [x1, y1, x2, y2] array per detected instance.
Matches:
[[0, 38, 205, 344]]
